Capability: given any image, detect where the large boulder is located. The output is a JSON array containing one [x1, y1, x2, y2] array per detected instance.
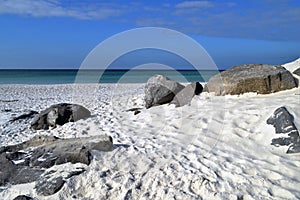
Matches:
[[144, 75, 184, 108], [170, 82, 203, 107], [0, 135, 113, 189], [206, 64, 297, 96], [267, 107, 300, 154], [2, 135, 113, 168], [31, 103, 91, 130]]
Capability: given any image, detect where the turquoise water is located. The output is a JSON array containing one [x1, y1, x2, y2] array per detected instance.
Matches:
[[0, 70, 221, 84]]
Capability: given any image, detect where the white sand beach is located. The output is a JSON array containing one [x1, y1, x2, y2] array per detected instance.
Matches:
[[1, 61, 300, 199]]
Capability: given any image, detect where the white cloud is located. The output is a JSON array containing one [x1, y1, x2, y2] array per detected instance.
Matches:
[[0, 0, 299, 40], [175, 1, 214, 9], [0, 0, 123, 19], [135, 1, 300, 41]]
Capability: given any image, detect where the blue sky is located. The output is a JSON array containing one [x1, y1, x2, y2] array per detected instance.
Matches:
[[0, 0, 299, 70]]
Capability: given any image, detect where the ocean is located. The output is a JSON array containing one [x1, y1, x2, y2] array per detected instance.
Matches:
[[0, 69, 221, 84]]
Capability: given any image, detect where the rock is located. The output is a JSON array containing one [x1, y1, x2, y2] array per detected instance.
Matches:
[[266, 107, 297, 134], [134, 110, 141, 115], [126, 108, 142, 115], [0, 153, 44, 186], [10, 135, 113, 168], [171, 82, 203, 107], [35, 163, 86, 196], [288, 143, 300, 154], [29, 141, 91, 168], [267, 107, 300, 153], [13, 195, 34, 200], [35, 176, 65, 196], [194, 82, 204, 95], [31, 103, 91, 130], [206, 64, 297, 95], [0, 153, 17, 185], [8, 166, 44, 185], [144, 75, 184, 108], [0, 135, 113, 187], [293, 68, 300, 76], [1, 135, 59, 153]]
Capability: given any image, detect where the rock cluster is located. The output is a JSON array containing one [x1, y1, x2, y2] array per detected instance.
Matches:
[[0, 135, 113, 195], [144, 75, 203, 108], [144, 75, 185, 108]]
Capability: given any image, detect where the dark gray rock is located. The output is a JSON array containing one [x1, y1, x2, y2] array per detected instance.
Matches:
[[267, 107, 297, 134], [288, 143, 300, 154], [0, 153, 44, 186], [34, 165, 85, 196], [0, 135, 113, 188], [35, 165, 85, 196], [171, 82, 203, 107], [267, 107, 300, 153], [0, 153, 18, 185], [293, 68, 300, 76], [4, 135, 113, 168], [35, 176, 65, 196], [145, 75, 184, 108], [9, 167, 45, 185], [126, 108, 142, 115], [31, 103, 91, 130], [134, 110, 141, 115], [13, 195, 34, 200], [29, 142, 90, 168], [194, 82, 204, 95], [206, 64, 297, 95]]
